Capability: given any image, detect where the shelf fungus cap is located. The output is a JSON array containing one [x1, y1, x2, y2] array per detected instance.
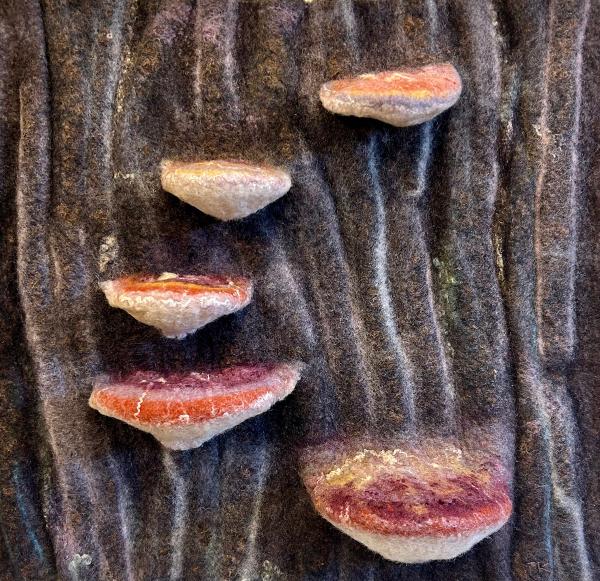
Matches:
[[100, 273, 252, 339], [302, 440, 512, 563], [319, 63, 462, 127], [89, 363, 303, 450], [161, 160, 292, 221]]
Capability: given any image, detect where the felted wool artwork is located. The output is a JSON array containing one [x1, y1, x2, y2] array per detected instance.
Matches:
[[161, 160, 293, 220], [100, 273, 253, 338], [301, 435, 513, 564], [89, 363, 302, 450], [1, 1, 599, 580]]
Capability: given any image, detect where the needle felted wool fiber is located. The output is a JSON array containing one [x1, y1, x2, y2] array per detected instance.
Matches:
[[0, 1, 599, 580]]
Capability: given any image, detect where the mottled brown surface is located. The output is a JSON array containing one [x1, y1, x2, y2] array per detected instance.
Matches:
[[1, 1, 599, 580]]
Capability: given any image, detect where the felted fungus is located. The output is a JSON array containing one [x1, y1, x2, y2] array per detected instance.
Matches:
[[161, 159, 292, 221], [302, 439, 512, 563], [319, 63, 462, 127], [100, 273, 252, 339], [89, 363, 302, 450]]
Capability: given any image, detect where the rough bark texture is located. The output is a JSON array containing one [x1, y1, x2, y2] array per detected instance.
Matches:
[[1, 1, 599, 579]]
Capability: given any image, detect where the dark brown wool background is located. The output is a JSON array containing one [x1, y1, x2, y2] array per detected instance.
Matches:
[[1, 0, 599, 579]]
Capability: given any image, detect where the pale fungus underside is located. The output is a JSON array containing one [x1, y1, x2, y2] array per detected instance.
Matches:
[[100, 273, 253, 339], [161, 160, 292, 221]]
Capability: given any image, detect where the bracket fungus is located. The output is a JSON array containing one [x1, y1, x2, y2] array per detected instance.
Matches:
[[161, 160, 292, 221], [89, 363, 303, 450], [319, 63, 462, 127], [302, 440, 512, 563], [100, 273, 252, 339]]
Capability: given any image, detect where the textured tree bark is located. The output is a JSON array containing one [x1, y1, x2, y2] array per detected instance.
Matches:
[[0, 1, 599, 579]]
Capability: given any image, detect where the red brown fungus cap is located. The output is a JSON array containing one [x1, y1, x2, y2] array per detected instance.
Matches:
[[319, 63, 462, 127], [89, 363, 303, 450], [302, 439, 512, 563], [161, 160, 292, 221], [100, 272, 252, 339]]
